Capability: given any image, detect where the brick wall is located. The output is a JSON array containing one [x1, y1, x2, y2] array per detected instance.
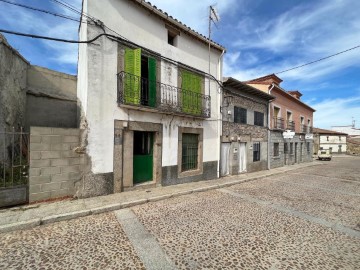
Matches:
[[270, 88, 314, 133], [29, 127, 83, 202]]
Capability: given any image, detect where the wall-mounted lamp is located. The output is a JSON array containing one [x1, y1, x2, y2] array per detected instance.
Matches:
[[220, 95, 234, 113]]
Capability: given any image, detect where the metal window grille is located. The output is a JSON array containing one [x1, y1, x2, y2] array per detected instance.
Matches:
[[234, 107, 247, 124], [0, 128, 29, 189], [284, 143, 288, 154], [290, 143, 294, 154], [274, 143, 279, 157], [253, 142, 260, 162], [181, 133, 199, 171], [254, 111, 264, 126]]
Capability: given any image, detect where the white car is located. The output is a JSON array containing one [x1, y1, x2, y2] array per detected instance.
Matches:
[[318, 149, 332, 161]]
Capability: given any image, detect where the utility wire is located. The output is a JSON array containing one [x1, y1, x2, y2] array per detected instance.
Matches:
[[0, 0, 82, 22], [0, 28, 113, 43], [0, 27, 223, 88], [275, 45, 360, 75], [50, 0, 96, 22]]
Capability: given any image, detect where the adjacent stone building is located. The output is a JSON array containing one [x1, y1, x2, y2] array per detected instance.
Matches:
[[245, 74, 315, 168], [220, 77, 274, 176], [0, 34, 77, 132]]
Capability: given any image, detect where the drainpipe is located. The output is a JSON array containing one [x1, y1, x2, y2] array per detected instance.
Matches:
[[217, 49, 225, 178], [267, 83, 275, 170]]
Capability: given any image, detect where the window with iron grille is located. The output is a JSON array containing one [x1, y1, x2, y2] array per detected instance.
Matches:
[[234, 107, 247, 124], [274, 143, 279, 157], [181, 133, 199, 171], [284, 143, 288, 154], [290, 143, 294, 154], [253, 142, 260, 162], [254, 111, 264, 126]]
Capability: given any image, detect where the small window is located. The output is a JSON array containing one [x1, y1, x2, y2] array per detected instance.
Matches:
[[284, 143, 288, 154], [253, 142, 260, 162], [307, 142, 310, 153], [254, 111, 264, 126], [166, 25, 180, 46], [300, 116, 304, 125], [181, 133, 199, 172], [168, 31, 177, 46], [274, 143, 279, 157], [234, 107, 247, 124], [290, 143, 293, 154]]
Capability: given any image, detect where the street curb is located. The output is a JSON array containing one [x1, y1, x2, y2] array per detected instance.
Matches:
[[41, 210, 92, 225], [90, 203, 122, 215], [0, 162, 323, 233], [0, 219, 41, 234]]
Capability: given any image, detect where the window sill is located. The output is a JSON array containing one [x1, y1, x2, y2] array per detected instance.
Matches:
[[178, 168, 203, 178]]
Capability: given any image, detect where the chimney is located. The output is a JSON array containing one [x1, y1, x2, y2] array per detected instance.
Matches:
[[287, 90, 302, 100]]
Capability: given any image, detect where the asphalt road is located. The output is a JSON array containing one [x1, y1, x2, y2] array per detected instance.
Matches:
[[1, 156, 359, 269]]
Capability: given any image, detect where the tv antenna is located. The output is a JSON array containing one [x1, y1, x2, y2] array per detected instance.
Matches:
[[208, 5, 220, 95]]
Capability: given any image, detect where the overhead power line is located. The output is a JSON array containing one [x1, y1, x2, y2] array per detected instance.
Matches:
[[50, 0, 96, 23], [0, 28, 112, 43], [0, 0, 82, 22], [0, 27, 223, 87], [275, 45, 360, 75]]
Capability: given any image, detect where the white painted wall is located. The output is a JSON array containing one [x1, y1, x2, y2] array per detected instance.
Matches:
[[78, 0, 223, 173], [319, 135, 347, 152], [77, 1, 88, 116]]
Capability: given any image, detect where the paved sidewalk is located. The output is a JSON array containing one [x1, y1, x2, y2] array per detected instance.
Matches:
[[0, 161, 322, 233]]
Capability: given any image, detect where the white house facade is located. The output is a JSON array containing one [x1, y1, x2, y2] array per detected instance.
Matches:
[[77, 0, 225, 197], [313, 128, 347, 154]]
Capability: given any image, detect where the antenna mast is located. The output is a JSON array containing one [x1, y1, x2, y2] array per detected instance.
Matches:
[[208, 5, 219, 95]]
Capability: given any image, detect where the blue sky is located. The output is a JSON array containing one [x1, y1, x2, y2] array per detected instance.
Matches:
[[1, 0, 359, 129]]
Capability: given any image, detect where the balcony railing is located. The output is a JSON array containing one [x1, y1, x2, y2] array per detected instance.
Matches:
[[273, 117, 285, 130], [117, 71, 211, 118], [300, 124, 307, 133], [286, 120, 295, 130]]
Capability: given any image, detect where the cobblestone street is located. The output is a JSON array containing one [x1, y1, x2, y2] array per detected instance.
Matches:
[[0, 156, 359, 269]]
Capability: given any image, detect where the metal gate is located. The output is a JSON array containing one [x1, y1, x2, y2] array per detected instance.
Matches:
[[0, 128, 29, 208]]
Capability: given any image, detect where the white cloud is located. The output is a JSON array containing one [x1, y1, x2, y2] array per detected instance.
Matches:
[[226, 0, 360, 82], [309, 97, 360, 129], [0, 0, 81, 68]]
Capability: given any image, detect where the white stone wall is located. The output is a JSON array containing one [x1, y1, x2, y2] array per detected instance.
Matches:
[[78, 0, 223, 174], [319, 135, 347, 153]]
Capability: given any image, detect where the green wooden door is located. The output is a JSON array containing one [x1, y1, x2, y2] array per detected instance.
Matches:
[[133, 131, 153, 183]]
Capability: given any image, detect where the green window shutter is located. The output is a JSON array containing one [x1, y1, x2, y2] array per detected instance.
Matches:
[[124, 48, 141, 104], [181, 70, 202, 115], [148, 57, 157, 107]]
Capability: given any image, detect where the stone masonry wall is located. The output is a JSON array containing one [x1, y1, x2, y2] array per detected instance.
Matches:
[[29, 127, 83, 202]]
